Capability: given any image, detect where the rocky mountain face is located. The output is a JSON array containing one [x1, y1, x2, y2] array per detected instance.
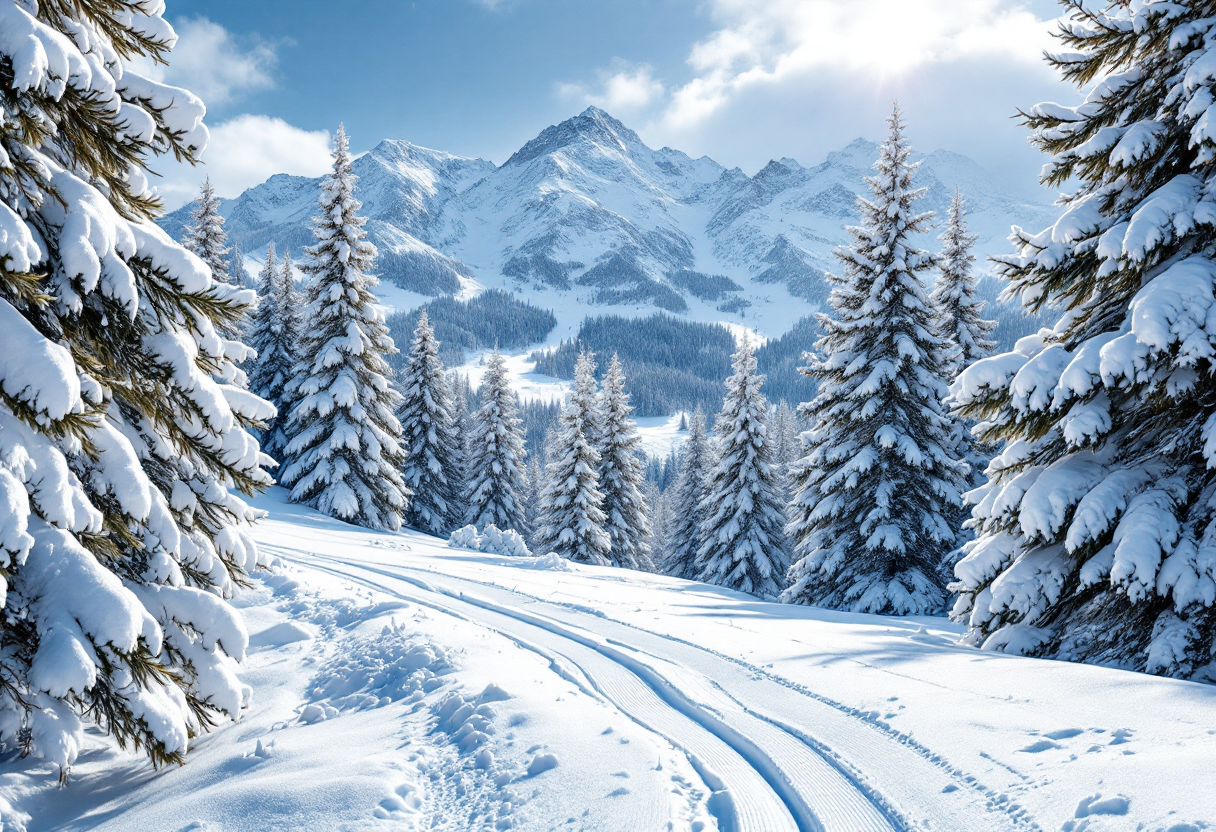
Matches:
[[161, 107, 1056, 336]]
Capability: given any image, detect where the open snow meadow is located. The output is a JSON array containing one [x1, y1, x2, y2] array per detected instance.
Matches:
[[2, 489, 1211, 831]]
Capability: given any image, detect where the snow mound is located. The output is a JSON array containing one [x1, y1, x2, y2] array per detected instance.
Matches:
[[527, 753, 559, 776], [248, 620, 316, 649], [448, 524, 532, 557], [306, 620, 454, 713], [531, 552, 573, 572]]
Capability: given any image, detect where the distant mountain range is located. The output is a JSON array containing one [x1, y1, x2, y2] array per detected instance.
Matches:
[[160, 107, 1058, 339]]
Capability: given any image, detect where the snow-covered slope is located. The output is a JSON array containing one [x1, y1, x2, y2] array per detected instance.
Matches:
[[160, 108, 1056, 339], [9, 490, 1212, 831]]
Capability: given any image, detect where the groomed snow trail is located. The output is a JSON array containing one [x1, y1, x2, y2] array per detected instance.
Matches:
[[262, 528, 1040, 832]]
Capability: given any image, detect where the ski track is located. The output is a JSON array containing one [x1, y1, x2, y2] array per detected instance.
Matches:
[[273, 543, 1041, 832]]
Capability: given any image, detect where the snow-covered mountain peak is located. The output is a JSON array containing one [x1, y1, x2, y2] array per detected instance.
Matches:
[[364, 138, 494, 191], [822, 138, 881, 173], [506, 106, 644, 167]]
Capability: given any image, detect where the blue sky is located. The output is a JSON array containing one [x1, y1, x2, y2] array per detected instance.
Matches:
[[150, 0, 1070, 208]]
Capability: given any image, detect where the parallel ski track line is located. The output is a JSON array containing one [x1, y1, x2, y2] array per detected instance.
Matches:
[[287, 551, 818, 832], [306, 547, 1044, 832], [282, 544, 904, 832]]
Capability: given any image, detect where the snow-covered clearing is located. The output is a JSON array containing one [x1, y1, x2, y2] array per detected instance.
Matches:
[[5, 489, 1213, 832]]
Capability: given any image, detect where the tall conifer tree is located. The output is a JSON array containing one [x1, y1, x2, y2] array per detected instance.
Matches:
[[281, 127, 409, 530], [597, 355, 652, 569], [933, 190, 996, 381], [535, 353, 611, 564], [466, 352, 530, 534], [662, 412, 716, 579], [951, 1, 1216, 677], [697, 342, 789, 597], [524, 456, 544, 550], [183, 177, 230, 283], [397, 309, 463, 535], [784, 106, 960, 615], [0, 3, 273, 774], [247, 243, 298, 465], [932, 189, 998, 577], [229, 240, 248, 287]]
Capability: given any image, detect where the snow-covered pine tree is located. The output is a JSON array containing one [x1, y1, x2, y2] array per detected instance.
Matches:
[[932, 189, 998, 579], [466, 351, 529, 534], [183, 177, 230, 282], [771, 401, 802, 503], [280, 126, 409, 529], [229, 239, 248, 287], [950, 2, 1216, 678], [697, 342, 789, 597], [933, 189, 996, 381], [247, 243, 296, 465], [784, 105, 961, 615], [662, 412, 716, 579], [597, 355, 652, 569], [0, 3, 274, 775], [397, 309, 463, 535], [524, 455, 544, 549], [449, 370, 474, 514], [644, 479, 668, 567], [535, 352, 611, 564]]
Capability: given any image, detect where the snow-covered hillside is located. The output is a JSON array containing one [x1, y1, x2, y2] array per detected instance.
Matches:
[[160, 107, 1057, 340], [8, 490, 1211, 832]]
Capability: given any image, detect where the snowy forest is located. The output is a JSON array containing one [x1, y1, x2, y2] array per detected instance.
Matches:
[[1, 1, 1214, 830]]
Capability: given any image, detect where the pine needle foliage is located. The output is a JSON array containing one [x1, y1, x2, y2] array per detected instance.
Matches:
[[0, 0, 274, 775], [950, 0, 1216, 678]]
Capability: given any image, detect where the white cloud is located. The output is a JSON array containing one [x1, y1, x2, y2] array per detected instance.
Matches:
[[555, 0, 1067, 194], [153, 115, 332, 210], [665, 0, 1056, 129], [558, 62, 666, 116], [133, 17, 276, 107]]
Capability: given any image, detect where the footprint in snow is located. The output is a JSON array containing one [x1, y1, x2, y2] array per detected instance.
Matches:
[[1060, 793, 1130, 829], [1018, 739, 1062, 753]]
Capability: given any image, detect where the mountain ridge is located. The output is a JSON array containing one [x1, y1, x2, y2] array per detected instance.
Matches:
[[160, 106, 1057, 339]]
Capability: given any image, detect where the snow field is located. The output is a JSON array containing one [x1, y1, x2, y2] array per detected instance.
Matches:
[[254, 490, 1216, 832], [5, 489, 1214, 831]]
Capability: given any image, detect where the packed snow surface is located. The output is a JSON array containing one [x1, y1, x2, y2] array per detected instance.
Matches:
[[4, 489, 1212, 831]]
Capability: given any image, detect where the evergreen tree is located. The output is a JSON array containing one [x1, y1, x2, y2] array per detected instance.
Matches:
[[932, 189, 998, 578], [597, 355, 653, 569], [662, 412, 716, 579], [183, 177, 230, 283], [524, 456, 544, 550], [535, 353, 611, 564], [951, 1, 1216, 678], [281, 126, 409, 530], [229, 239, 248, 287], [449, 370, 474, 513], [397, 309, 463, 535], [247, 243, 298, 465], [644, 479, 668, 568], [0, 4, 273, 775], [466, 352, 530, 534], [771, 401, 802, 504], [933, 189, 996, 380], [697, 341, 789, 597], [274, 249, 308, 448], [784, 106, 960, 615]]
